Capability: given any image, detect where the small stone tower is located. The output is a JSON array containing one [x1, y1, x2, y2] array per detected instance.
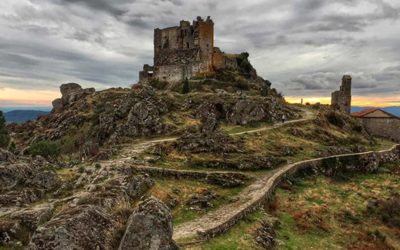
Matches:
[[331, 75, 352, 114]]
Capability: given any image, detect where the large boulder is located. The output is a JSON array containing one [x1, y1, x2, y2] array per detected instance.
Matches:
[[117, 85, 168, 138], [118, 197, 178, 250], [10, 204, 54, 231], [193, 94, 295, 126], [51, 99, 63, 113], [0, 162, 60, 191], [52, 83, 95, 112], [0, 149, 15, 162], [175, 129, 241, 154], [29, 205, 115, 250]]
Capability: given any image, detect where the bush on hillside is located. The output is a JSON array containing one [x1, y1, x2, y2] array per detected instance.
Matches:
[[236, 52, 253, 76], [28, 140, 61, 158], [368, 193, 400, 228], [0, 111, 10, 148], [149, 79, 169, 90], [182, 78, 190, 94], [325, 111, 345, 128]]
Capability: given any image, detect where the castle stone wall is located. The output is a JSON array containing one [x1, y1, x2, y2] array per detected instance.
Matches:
[[212, 48, 238, 70], [139, 17, 239, 83]]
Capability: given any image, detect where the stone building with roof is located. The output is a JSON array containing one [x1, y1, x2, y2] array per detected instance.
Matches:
[[352, 108, 400, 142]]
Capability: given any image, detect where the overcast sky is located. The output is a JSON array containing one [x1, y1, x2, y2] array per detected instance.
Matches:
[[0, 0, 399, 107]]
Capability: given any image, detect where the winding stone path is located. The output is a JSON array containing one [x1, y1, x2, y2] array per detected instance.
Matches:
[[98, 109, 317, 242], [172, 144, 400, 243], [99, 109, 399, 244], [112, 109, 314, 164]]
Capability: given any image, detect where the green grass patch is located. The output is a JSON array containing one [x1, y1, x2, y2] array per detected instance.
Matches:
[[195, 210, 266, 250], [274, 172, 400, 249], [150, 178, 245, 226]]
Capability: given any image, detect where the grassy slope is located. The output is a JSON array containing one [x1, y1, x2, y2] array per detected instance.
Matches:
[[150, 178, 246, 225], [274, 163, 400, 249], [153, 108, 395, 172], [190, 162, 400, 250], [174, 108, 398, 249]]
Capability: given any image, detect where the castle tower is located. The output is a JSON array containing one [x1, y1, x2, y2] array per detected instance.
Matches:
[[138, 17, 239, 83], [194, 16, 214, 71], [331, 75, 352, 114], [341, 75, 352, 113]]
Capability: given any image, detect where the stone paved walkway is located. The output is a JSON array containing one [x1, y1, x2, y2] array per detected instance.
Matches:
[[98, 109, 315, 242]]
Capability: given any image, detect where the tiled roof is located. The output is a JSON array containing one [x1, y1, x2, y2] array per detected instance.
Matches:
[[351, 108, 379, 117], [352, 108, 399, 118]]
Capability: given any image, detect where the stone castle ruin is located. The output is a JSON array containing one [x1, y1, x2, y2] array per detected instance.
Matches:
[[139, 16, 239, 83], [331, 75, 352, 114]]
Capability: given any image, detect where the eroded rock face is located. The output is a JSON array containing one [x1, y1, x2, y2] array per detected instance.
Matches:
[[193, 94, 297, 126], [0, 156, 61, 209], [10, 204, 54, 231], [29, 205, 114, 250], [0, 149, 15, 162], [175, 129, 241, 154], [118, 197, 178, 250], [255, 218, 279, 249], [52, 83, 95, 112], [118, 85, 168, 138], [0, 161, 60, 192]]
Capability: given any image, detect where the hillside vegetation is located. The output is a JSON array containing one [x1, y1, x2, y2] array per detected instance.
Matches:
[[1, 68, 399, 249]]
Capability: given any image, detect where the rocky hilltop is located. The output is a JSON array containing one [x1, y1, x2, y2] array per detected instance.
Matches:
[[9, 65, 297, 161], [2, 26, 400, 249], [0, 55, 306, 249]]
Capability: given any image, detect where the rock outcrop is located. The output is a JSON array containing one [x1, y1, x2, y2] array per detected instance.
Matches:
[[52, 83, 95, 112], [0, 160, 59, 192], [192, 93, 298, 126], [0, 149, 15, 162], [118, 197, 178, 250], [29, 205, 115, 250], [175, 129, 241, 154]]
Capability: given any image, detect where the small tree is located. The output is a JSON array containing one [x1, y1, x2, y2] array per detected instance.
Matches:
[[182, 78, 190, 94], [0, 111, 10, 148], [28, 140, 61, 159]]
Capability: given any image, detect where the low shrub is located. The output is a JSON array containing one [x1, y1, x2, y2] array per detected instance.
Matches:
[[28, 140, 61, 158], [0, 111, 10, 148], [368, 193, 400, 228], [326, 111, 345, 128], [379, 194, 400, 228]]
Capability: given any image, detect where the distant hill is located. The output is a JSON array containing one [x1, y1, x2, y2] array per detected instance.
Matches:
[[383, 106, 400, 117], [351, 106, 400, 117], [4, 110, 49, 124]]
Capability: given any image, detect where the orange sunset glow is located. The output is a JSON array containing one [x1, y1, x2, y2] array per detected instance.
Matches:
[[285, 95, 400, 107], [0, 88, 59, 107], [1, 87, 399, 108]]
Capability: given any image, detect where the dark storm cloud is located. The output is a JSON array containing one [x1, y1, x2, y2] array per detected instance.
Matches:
[[53, 0, 129, 17], [0, 0, 399, 102], [160, 0, 183, 6]]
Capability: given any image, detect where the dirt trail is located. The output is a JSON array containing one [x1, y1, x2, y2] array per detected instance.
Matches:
[[173, 144, 400, 242], [98, 109, 316, 241], [110, 109, 314, 164]]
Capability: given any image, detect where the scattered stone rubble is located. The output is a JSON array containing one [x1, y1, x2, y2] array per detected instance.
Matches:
[[0, 149, 178, 249]]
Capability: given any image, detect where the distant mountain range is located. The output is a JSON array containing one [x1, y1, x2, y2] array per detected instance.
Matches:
[[3, 110, 50, 124], [351, 106, 400, 117]]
